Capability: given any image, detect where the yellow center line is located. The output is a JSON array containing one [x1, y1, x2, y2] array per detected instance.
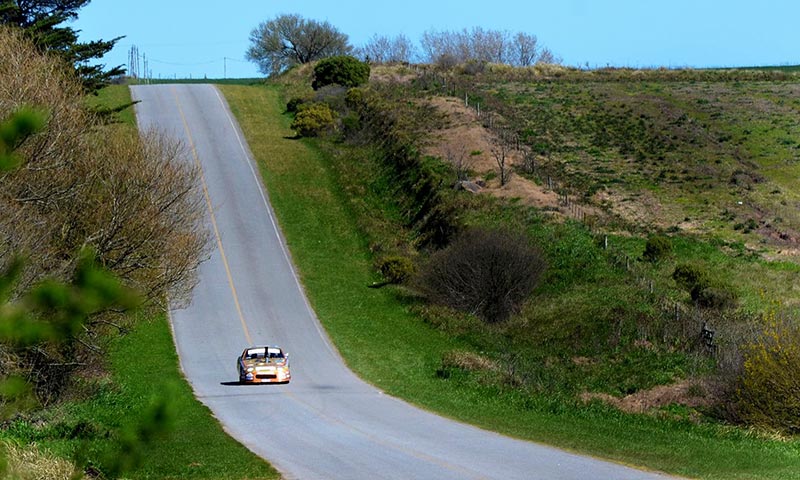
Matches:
[[171, 86, 253, 345]]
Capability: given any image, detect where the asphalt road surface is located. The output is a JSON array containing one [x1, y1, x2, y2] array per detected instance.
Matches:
[[131, 84, 679, 480]]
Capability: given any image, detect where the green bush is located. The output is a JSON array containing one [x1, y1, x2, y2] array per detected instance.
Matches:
[[290, 103, 336, 137], [285, 97, 306, 113], [735, 314, 800, 433], [642, 235, 671, 263], [312, 55, 370, 90], [344, 87, 366, 108], [672, 263, 711, 301], [377, 255, 415, 284], [672, 263, 737, 308]]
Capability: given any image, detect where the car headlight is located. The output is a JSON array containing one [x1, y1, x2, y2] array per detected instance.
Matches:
[[246, 367, 254, 373]]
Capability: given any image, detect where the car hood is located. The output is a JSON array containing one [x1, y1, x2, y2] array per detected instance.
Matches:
[[242, 359, 287, 367]]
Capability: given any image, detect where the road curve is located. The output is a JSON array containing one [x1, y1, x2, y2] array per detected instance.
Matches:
[[131, 84, 677, 480]]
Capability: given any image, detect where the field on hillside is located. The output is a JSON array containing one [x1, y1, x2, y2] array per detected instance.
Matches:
[[482, 79, 800, 248], [397, 67, 800, 310], [222, 63, 800, 478]]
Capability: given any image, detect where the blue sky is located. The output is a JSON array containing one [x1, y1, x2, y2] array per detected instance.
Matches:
[[74, 0, 799, 79]]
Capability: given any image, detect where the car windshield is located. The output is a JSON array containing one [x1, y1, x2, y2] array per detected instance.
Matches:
[[244, 347, 284, 362], [245, 347, 266, 360]]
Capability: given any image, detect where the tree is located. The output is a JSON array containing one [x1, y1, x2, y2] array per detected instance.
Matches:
[[246, 13, 351, 76], [358, 33, 416, 64], [0, 0, 124, 92], [312, 55, 370, 90], [511, 32, 538, 66], [420, 27, 559, 67], [491, 130, 515, 186]]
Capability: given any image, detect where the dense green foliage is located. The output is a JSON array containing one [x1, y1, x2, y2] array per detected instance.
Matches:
[[312, 55, 370, 90], [642, 235, 672, 263], [291, 102, 336, 137]]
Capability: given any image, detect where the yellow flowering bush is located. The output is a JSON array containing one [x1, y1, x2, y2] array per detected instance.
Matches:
[[736, 313, 800, 433]]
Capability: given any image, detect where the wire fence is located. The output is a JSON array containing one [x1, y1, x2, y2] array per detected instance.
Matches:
[[411, 67, 737, 361]]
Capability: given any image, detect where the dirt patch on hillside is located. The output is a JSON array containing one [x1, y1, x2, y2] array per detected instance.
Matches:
[[422, 97, 566, 212], [580, 378, 721, 415]]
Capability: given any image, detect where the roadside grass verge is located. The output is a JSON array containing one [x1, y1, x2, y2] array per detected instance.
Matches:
[[220, 83, 800, 480], [85, 84, 137, 125], [1, 84, 278, 480], [2, 313, 278, 479]]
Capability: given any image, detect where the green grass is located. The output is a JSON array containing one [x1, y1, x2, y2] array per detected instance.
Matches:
[[470, 76, 800, 263], [85, 84, 137, 125], [220, 83, 800, 480], [3, 314, 278, 479]]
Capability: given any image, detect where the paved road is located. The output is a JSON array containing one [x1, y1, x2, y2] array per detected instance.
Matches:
[[131, 84, 678, 480]]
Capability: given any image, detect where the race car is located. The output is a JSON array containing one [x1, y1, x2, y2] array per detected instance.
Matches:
[[238, 346, 291, 384]]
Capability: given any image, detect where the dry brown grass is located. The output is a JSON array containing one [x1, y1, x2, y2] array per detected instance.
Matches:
[[580, 378, 721, 415], [1, 441, 84, 480]]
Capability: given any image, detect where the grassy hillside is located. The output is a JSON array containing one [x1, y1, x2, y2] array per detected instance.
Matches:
[[220, 77, 800, 479], [480, 77, 800, 250]]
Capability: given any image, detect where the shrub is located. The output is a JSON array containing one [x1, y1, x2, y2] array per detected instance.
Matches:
[[286, 96, 306, 113], [672, 263, 737, 308], [312, 55, 370, 90], [344, 87, 366, 109], [695, 286, 737, 310], [377, 255, 415, 284], [672, 263, 711, 301], [291, 102, 336, 137], [735, 314, 800, 433], [415, 228, 547, 323], [642, 235, 671, 262]]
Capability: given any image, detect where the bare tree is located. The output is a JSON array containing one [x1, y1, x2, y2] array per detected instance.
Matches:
[[443, 142, 471, 181], [359, 34, 391, 63], [0, 25, 208, 406], [416, 228, 547, 323], [0, 25, 208, 306], [358, 33, 416, 64], [491, 132, 513, 186], [387, 33, 416, 63], [420, 27, 556, 67], [537, 47, 561, 65], [512, 32, 539, 66], [246, 14, 351, 76], [470, 27, 509, 64], [420, 29, 458, 64]]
